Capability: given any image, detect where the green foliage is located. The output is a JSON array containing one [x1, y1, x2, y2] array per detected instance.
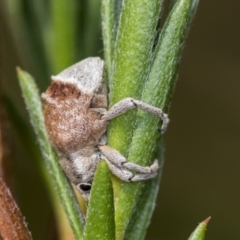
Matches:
[[85, 161, 115, 240], [188, 217, 210, 240], [104, 0, 200, 239], [123, 143, 164, 240], [49, 0, 78, 73], [2, 0, 202, 239], [17, 68, 84, 240]]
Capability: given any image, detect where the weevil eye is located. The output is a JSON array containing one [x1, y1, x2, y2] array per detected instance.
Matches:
[[78, 183, 91, 192]]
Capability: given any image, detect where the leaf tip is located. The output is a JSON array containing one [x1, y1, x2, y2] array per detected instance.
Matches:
[[16, 66, 24, 74], [16, 66, 27, 81], [202, 216, 211, 225]]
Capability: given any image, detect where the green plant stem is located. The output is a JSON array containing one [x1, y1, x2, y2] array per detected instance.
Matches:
[[17, 68, 84, 240], [107, 0, 163, 192], [108, 0, 162, 111], [106, 1, 163, 237], [113, 0, 199, 239]]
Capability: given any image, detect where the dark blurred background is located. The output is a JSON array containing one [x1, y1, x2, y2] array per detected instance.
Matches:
[[149, 1, 240, 239], [1, 1, 240, 239]]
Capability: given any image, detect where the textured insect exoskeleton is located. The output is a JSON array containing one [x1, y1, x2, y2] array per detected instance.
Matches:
[[42, 57, 169, 200]]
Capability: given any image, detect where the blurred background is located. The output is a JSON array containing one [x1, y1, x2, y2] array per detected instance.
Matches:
[[0, 0, 239, 239]]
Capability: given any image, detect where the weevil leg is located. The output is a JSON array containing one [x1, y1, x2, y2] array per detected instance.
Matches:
[[130, 172, 158, 181], [102, 97, 169, 133], [104, 158, 158, 182], [104, 158, 134, 182], [99, 146, 159, 182]]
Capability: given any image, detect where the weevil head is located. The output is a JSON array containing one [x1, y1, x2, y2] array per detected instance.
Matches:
[[59, 151, 99, 201]]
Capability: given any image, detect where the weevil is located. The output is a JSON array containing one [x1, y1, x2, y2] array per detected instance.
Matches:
[[42, 57, 169, 200]]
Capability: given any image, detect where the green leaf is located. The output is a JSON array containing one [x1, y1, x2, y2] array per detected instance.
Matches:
[[3, 0, 50, 88], [85, 161, 115, 240], [124, 143, 164, 240], [49, 0, 78, 73], [113, 0, 199, 239], [17, 68, 84, 240], [82, 0, 102, 57], [188, 217, 211, 240], [101, 0, 115, 81], [106, 0, 163, 236], [107, 0, 163, 157]]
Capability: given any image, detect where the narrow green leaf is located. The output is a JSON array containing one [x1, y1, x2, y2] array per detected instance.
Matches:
[[27, 0, 48, 29], [124, 143, 164, 240], [108, 0, 163, 157], [27, 0, 52, 76], [101, 0, 115, 81], [49, 0, 78, 73], [85, 161, 115, 240], [101, 0, 123, 82], [114, 0, 123, 32], [3, 0, 49, 88], [188, 217, 211, 240], [114, 0, 199, 239], [107, 2, 163, 236], [17, 68, 84, 240], [82, 0, 102, 57], [20, 1, 51, 86]]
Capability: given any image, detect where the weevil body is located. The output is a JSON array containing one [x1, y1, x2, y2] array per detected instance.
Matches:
[[42, 57, 169, 200]]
